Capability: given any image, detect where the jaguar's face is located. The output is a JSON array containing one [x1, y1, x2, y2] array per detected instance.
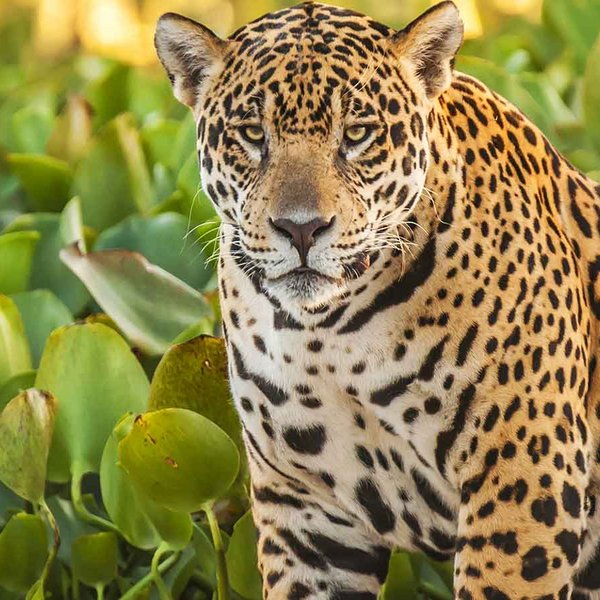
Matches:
[[155, 2, 463, 309]]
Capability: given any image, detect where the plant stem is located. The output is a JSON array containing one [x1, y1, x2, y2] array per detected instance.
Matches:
[[95, 584, 105, 600], [418, 581, 453, 600], [71, 464, 118, 532], [119, 552, 179, 600], [39, 499, 60, 583], [204, 505, 229, 600], [151, 543, 173, 600]]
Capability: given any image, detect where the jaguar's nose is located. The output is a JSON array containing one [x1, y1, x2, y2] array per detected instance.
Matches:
[[270, 216, 335, 265]]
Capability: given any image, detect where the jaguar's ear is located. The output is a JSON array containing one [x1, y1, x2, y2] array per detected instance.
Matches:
[[391, 1, 463, 99], [155, 13, 227, 108]]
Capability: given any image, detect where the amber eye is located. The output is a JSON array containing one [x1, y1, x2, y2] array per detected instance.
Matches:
[[344, 125, 371, 145], [239, 125, 265, 145]]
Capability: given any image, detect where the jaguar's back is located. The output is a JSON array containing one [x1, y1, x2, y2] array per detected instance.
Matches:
[[155, 3, 600, 598]]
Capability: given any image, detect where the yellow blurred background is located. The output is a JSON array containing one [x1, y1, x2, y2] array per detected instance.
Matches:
[[0, 0, 542, 66]]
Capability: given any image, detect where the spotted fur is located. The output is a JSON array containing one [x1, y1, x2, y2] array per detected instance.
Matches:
[[155, 3, 600, 598]]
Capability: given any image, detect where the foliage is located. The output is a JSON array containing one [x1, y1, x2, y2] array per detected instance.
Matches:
[[0, 1, 599, 599]]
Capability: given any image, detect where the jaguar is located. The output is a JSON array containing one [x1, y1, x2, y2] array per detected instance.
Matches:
[[154, 2, 600, 598]]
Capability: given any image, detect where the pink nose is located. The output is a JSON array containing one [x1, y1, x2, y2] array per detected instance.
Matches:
[[270, 216, 336, 264]]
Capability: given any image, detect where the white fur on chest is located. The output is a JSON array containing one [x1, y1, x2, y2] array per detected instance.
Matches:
[[222, 255, 463, 550]]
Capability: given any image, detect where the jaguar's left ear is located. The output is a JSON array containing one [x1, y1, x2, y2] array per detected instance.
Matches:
[[391, 1, 464, 99], [155, 13, 227, 108]]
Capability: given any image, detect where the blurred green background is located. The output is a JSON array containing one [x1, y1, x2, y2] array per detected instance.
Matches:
[[0, 1, 599, 599]]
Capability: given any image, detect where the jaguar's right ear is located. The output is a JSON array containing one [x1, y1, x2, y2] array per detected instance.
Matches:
[[154, 13, 227, 108]]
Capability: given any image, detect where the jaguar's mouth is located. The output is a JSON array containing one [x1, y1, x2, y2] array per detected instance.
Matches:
[[342, 252, 371, 279]]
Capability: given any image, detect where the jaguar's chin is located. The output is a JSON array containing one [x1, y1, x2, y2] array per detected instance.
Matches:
[[263, 268, 348, 311]]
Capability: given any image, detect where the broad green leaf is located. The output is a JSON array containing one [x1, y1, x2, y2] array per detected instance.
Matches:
[[46, 95, 93, 164], [141, 119, 181, 168], [0, 370, 36, 411], [177, 152, 217, 224], [119, 408, 239, 513], [416, 558, 453, 600], [72, 532, 118, 588], [0, 230, 39, 294], [519, 72, 577, 131], [12, 290, 73, 367], [0, 513, 48, 593], [154, 544, 197, 600], [85, 62, 130, 128], [4, 213, 90, 314], [543, 0, 600, 70], [381, 552, 418, 600], [128, 68, 177, 122], [9, 106, 54, 155], [59, 196, 86, 252], [0, 482, 22, 524], [0, 295, 31, 387], [583, 33, 600, 154], [60, 243, 212, 355], [225, 511, 261, 600], [35, 322, 149, 483], [44, 496, 96, 565], [100, 414, 192, 550], [193, 525, 216, 587], [171, 319, 214, 344], [94, 213, 213, 291], [0, 389, 57, 502], [148, 336, 242, 455], [7, 154, 72, 212], [72, 113, 153, 231]]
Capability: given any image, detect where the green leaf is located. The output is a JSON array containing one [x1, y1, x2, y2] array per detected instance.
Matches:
[[60, 243, 212, 355], [4, 213, 90, 314], [11, 290, 73, 367], [0, 231, 40, 294], [583, 32, 600, 153], [381, 551, 418, 600], [119, 408, 239, 513], [148, 336, 242, 455], [225, 511, 261, 600], [0, 513, 48, 592], [72, 114, 153, 231], [141, 119, 181, 168], [154, 544, 197, 600], [0, 370, 36, 411], [46, 95, 93, 164], [35, 322, 149, 483], [85, 62, 130, 128], [0, 295, 31, 387], [543, 0, 600, 70], [72, 532, 118, 588], [44, 495, 96, 565], [0, 389, 57, 503], [94, 213, 213, 291], [59, 196, 86, 252], [9, 106, 54, 155], [100, 414, 192, 550], [128, 69, 177, 122], [176, 152, 217, 224], [192, 525, 216, 588], [7, 154, 72, 212]]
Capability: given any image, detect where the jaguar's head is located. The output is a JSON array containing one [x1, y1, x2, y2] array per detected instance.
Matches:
[[155, 1, 463, 310]]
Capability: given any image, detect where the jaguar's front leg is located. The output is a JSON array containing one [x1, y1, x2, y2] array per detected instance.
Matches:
[[246, 463, 391, 600], [453, 390, 590, 600]]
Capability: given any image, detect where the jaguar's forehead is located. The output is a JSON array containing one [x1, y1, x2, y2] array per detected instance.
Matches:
[[217, 3, 396, 134], [228, 2, 393, 48]]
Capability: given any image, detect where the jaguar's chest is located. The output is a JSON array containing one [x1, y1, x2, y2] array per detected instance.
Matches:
[[224, 277, 467, 556]]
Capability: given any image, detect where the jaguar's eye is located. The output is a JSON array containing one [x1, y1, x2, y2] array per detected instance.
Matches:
[[240, 125, 265, 145], [344, 125, 371, 145]]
